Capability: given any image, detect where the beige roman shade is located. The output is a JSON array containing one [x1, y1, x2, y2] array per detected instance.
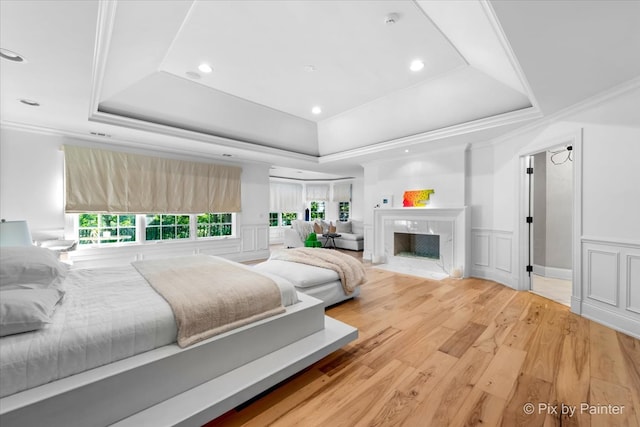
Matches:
[[332, 182, 352, 202], [64, 145, 242, 213], [305, 184, 330, 201], [269, 182, 303, 212]]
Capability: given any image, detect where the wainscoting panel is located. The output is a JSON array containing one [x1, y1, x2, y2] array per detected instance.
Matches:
[[69, 228, 273, 268], [241, 227, 256, 252], [256, 226, 270, 251], [71, 238, 244, 269], [581, 238, 640, 339], [586, 249, 619, 306], [470, 229, 516, 289], [627, 254, 640, 314], [495, 235, 512, 273], [472, 232, 490, 267]]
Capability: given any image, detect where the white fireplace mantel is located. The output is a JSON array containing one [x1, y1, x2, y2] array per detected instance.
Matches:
[[372, 207, 469, 278]]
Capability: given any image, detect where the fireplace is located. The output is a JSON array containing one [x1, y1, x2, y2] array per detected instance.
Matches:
[[371, 207, 468, 279], [394, 233, 440, 259]]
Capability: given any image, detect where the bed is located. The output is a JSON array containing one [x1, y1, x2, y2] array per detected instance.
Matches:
[[0, 247, 357, 426], [253, 248, 365, 307]]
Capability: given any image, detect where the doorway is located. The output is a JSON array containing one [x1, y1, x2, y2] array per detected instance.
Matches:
[[527, 145, 573, 306]]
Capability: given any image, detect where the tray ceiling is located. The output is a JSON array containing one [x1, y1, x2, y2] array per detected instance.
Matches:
[[95, 0, 533, 156]]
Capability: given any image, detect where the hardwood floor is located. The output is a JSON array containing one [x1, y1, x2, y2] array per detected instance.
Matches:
[[208, 257, 640, 427]]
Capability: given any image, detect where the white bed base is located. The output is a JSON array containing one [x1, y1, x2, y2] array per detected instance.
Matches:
[[0, 293, 357, 427]]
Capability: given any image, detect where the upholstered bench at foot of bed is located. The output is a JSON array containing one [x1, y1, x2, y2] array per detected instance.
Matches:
[[252, 260, 360, 307]]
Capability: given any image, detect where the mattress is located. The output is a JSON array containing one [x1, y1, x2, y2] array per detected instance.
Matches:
[[253, 259, 360, 307], [253, 260, 339, 288], [0, 261, 298, 398]]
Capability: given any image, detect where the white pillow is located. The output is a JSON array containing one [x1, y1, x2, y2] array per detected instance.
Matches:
[[0, 246, 68, 289], [335, 221, 352, 233], [0, 288, 64, 336]]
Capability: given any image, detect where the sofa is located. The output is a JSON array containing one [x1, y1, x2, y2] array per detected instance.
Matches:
[[284, 219, 364, 251]]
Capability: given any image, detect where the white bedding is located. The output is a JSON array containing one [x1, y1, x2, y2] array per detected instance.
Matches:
[[253, 259, 361, 307], [0, 262, 298, 398]]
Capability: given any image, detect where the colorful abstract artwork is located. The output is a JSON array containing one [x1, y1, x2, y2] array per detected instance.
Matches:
[[403, 189, 435, 207]]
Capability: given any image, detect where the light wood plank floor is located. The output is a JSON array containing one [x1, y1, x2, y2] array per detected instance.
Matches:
[[208, 256, 640, 427]]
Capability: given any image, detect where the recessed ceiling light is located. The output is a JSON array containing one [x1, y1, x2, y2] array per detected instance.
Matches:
[[311, 106, 322, 115], [404, 149, 409, 153], [19, 99, 39, 106], [186, 71, 201, 79], [90, 131, 112, 138], [410, 60, 424, 72], [198, 63, 213, 73], [0, 48, 26, 62]]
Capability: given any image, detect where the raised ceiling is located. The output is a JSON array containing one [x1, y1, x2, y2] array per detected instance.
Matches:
[[1, 0, 639, 179], [96, 0, 533, 157]]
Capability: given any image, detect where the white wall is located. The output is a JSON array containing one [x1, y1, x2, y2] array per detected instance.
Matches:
[[362, 145, 467, 260], [363, 145, 466, 211], [0, 126, 272, 263], [469, 84, 640, 338], [0, 128, 66, 235]]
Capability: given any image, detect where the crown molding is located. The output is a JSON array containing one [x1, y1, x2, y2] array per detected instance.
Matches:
[[318, 105, 541, 163], [0, 120, 309, 168], [483, 75, 640, 149], [88, 0, 117, 119]]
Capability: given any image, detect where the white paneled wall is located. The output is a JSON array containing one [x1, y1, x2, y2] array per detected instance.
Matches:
[[70, 224, 271, 269], [471, 229, 516, 288], [581, 238, 640, 337]]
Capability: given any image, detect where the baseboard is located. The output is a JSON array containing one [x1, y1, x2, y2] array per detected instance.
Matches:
[[570, 296, 582, 314], [470, 267, 518, 290], [533, 264, 572, 281], [582, 301, 640, 339]]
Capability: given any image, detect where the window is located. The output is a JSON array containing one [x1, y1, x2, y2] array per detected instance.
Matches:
[[281, 212, 298, 226], [78, 214, 136, 245], [310, 201, 325, 220], [145, 214, 190, 241], [339, 202, 350, 222], [197, 213, 233, 238], [269, 212, 279, 227], [76, 212, 235, 245]]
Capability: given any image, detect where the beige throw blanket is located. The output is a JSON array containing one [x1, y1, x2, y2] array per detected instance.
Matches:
[[132, 255, 285, 348], [269, 248, 366, 294]]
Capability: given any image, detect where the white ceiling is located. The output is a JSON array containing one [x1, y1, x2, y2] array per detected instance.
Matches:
[[1, 0, 639, 180]]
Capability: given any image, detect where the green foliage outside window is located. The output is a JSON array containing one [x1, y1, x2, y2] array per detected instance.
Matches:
[[339, 202, 350, 222], [197, 213, 233, 237], [78, 213, 136, 245], [269, 212, 279, 227], [281, 212, 297, 226], [145, 214, 190, 241], [310, 201, 325, 220]]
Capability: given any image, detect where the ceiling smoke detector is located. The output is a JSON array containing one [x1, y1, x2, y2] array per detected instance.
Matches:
[[384, 13, 399, 25]]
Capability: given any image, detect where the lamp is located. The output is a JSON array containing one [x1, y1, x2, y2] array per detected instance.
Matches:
[[0, 219, 33, 246]]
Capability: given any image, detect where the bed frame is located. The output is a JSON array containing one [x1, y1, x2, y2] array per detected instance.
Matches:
[[0, 293, 357, 427]]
